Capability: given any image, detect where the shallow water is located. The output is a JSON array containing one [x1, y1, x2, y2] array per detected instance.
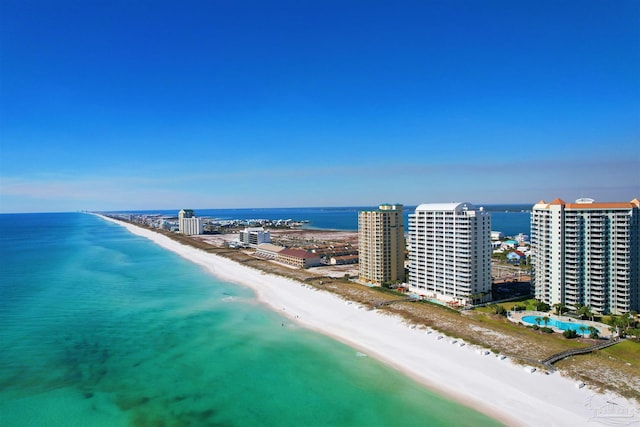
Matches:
[[0, 213, 502, 426]]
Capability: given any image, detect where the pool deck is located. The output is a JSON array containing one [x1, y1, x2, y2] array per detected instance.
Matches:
[[508, 311, 613, 339]]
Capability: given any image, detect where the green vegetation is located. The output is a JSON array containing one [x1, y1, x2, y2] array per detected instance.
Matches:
[[474, 297, 543, 314], [605, 312, 639, 338], [381, 280, 402, 289], [534, 301, 550, 311], [488, 304, 507, 316], [602, 339, 640, 364], [628, 328, 640, 342], [574, 304, 596, 322], [371, 286, 406, 297], [553, 303, 568, 315], [491, 251, 508, 262], [563, 329, 578, 339], [416, 299, 461, 314]]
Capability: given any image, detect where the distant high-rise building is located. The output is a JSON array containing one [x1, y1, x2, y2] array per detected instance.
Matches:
[[531, 198, 639, 314], [239, 227, 271, 247], [178, 209, 203, 235], [178, 209, 194, 221], [358, 204, 405, 286], [408, 203, 492, 305]]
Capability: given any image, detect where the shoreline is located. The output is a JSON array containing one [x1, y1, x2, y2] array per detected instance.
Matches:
[[98, 214, 639, 427]]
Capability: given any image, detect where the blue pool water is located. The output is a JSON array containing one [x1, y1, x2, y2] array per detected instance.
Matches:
[[522, 315, 591, 332]]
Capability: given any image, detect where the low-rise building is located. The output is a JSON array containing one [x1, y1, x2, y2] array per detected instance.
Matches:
[[276, 248, 322, 268], [330, 254, 359, 265], [507, 251, 526, 264], [503, 239, 518, 248], [255, 243, 285, 259]]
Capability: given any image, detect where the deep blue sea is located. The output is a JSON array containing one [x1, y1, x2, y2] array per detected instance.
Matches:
[[0, 213, 503, 426], [119, 204, 532, 236]]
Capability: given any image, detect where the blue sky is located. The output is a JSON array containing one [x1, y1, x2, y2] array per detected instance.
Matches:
[[1, 0, 638, 213]]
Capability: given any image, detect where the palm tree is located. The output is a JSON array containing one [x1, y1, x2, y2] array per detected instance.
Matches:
[[553, 303, 566, 316], [607, 316, 626, 337], [535, 317, 542, 326], [623, 312, 636, 329], [578, 325, 588, 337], [577, 305, 591, 320], [588, 326, 599, 339], [581, 305, 595, 321], [542, 317, 550, 328]]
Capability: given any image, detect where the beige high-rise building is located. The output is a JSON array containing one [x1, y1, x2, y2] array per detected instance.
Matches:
[[358, 204, 405, 286], [531, 198, 639, 315]]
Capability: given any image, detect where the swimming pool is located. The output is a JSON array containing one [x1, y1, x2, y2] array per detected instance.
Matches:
[[521, 315, 591, 332]]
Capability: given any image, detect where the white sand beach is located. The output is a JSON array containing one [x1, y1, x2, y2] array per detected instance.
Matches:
[[99, 215, 639, 427]]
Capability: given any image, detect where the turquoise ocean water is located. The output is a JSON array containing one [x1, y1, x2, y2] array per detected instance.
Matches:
[[0, 213, 503, 426]]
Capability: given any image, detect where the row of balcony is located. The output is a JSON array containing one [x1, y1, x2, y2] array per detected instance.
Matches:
[[409, 272, 472, 280]]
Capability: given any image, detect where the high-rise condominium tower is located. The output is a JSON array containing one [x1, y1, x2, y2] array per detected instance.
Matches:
[[531, 198, 639, 314], [358, 204, 405, 286], [178, 209, 203, 235], [408, 203, 492, 305], [178, 209, 194, 221]]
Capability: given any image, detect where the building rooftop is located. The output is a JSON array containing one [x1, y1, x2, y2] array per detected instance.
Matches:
[[535, 198, 639, 210], [414, 202, 476, 212], [256, 243, 284, 252], [360, 203, 403, 213], [279, 248, 318, 259]]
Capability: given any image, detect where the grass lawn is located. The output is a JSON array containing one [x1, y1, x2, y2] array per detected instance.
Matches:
[[474, 298, 541, 314], [603, 339, 640, 365]]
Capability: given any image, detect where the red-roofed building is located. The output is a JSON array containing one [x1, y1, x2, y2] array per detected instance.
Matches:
[[276, 248, 322, 269], [506, 250, 526, 264]]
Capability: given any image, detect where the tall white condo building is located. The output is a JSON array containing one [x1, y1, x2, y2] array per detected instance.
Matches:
[[408, 202, 492, 306], [178, 209, 204, 235], [531, 198, 639, 314]]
